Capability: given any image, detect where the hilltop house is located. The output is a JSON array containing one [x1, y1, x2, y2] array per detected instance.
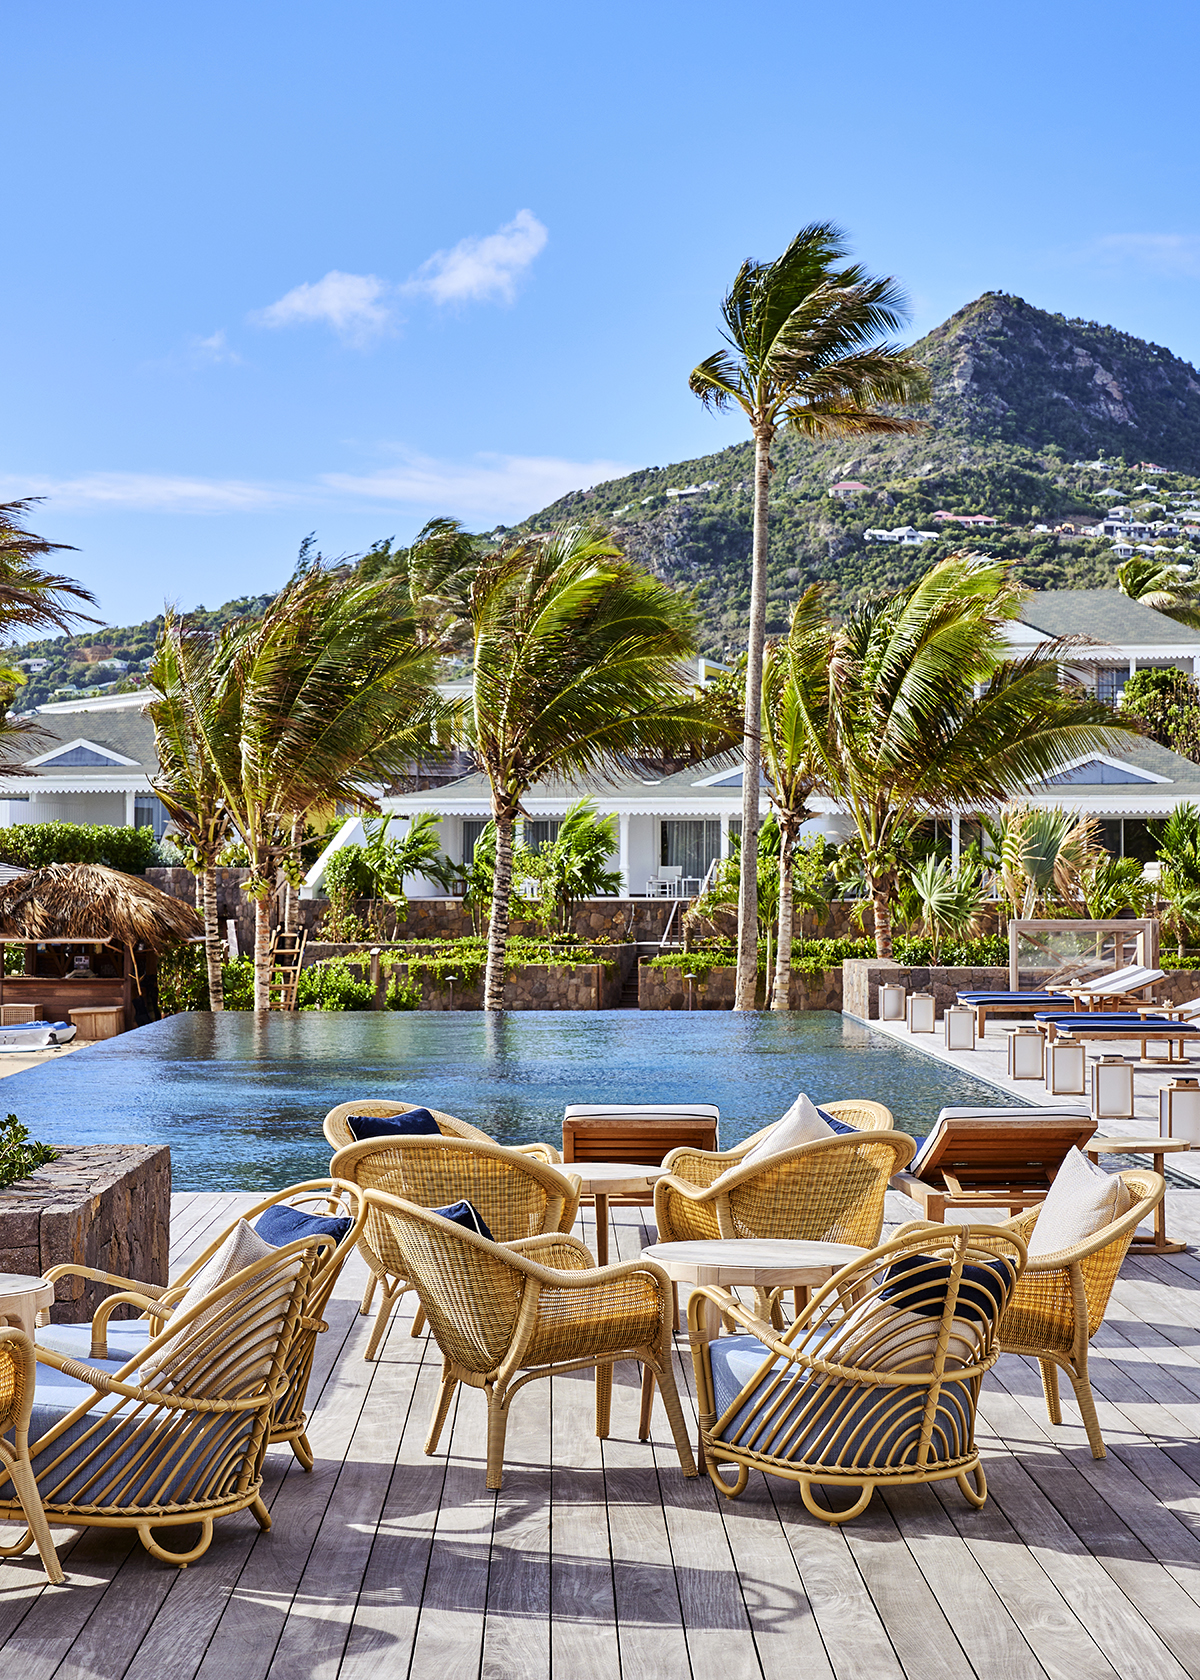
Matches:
[[0, 691, 169, 837]]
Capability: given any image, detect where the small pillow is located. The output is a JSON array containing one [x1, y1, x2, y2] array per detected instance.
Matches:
[[255, 1203, 352, 1248], [346, 1108, 441, 1141], [431, 1200, 494, 1242], [816, 1106, 857, 1135], [881, 1254, 1010, 1327], [1027, 1147, 1133, 1258], [740, 1093, 832, 1168], [144, 1218, 275, 1384]]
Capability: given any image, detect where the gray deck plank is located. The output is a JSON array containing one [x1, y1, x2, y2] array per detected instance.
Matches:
[[548, 1365, 621, 1680]]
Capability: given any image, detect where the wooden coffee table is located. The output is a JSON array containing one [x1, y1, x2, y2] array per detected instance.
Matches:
[[567, 1162, 669, 1266], [1085, 1135, 1192, 1254], [0, 1273, 56, 1338]]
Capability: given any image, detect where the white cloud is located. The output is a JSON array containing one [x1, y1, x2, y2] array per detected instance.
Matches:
[[190, 329, 241, 365], [322, 448, 632, 518], [404, 210, 548, 305], [1088, 233, 1200, 277], [0, 471, 293, 514], [253, 271, 392, 342]]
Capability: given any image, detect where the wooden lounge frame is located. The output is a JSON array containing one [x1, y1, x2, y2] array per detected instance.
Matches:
[[893, 1113, 1098, 1223], [562, 1106, 720, 1168], [1037, 1018, 1200, 1062]]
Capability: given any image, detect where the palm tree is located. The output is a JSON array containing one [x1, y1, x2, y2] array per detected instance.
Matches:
[[994, 807, 1102, 917], [798, 554, 1135, 958], [452, 523, 704, 1010], [1152, 802, 1200, 954], [0, 500, 98, 763], [204, 565, 438, 1010], [689, 224, 929, 1008], [1117, 556, 1200, 630], [908, 854, 987, 963], [528, 799, 622, 937], [760, 587, 830, 1009], [147, 615, 236, 1008]]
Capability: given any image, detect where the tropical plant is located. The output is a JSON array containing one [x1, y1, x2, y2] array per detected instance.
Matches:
[[1078, 856, 1155, 920], [447, 522, 705, 1009], [908, 855, 987, 963], [1120, 666, 1200, 760], [524, 799, 621, 936], [995, 807, 1103, 917], [361, 813, 457, 907], [796, 554, 1132, 956], [1152, 802, 1200, 953], [688, 223, 929, 1007], [1117, 556, 1200, 630], [0, 821, 160, 874]]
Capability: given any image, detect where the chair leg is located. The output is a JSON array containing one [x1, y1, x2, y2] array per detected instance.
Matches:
[[800, 1480, 874, 1525], [410, 1305, 427, 1339], [5, 1457, 62, 1584], [595, 1361, 613, 1438], [425, 1370, 457, 1456], [137, 1518, 215, 1567], [251, 1496, 272, 1531], [486, 1389, 510, 1491], [363, 1280, 403, 1362], [1039, 1358, 1062, 1425], [360, 1274, 377, 1316], [1067, 1360, 1107, 1460], [647, 1348, 697, 1477], [638, 1364, 655, 1440], [290, 1431, 314, 1472]]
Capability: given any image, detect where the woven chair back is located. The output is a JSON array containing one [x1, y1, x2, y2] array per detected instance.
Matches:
[[0, 1334, 23, 1430], [722, 1132, 915, 1247], [331, 1137, 578, 1288], [323, 1099, 487, 1152]]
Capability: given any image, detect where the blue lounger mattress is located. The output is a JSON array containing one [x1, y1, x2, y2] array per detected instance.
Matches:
[[957, 993, 1059, 1004], [1046, 1016, 1200, 1035]]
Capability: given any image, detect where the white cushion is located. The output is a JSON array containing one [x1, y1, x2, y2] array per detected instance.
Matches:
[[563, 1103, 720, 1120], [1027, 1148, 1134, 1258], [143, 1218, 276, 1389], [740, 1094, 832, 1168]]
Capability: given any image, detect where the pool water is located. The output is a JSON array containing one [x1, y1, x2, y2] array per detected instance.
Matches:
[[0, 1011, 1015, 1192]]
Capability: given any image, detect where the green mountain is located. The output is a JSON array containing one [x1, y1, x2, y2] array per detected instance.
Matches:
[[520, 293, 1200, 657]]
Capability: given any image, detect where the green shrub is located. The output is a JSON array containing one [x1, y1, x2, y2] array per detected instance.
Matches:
[[296, 959, 375, 1011], [0, 1112, 56, 1190], [0, 821, 160, 875]]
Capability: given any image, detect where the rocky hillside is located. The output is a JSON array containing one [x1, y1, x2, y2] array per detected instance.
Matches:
[[520, 294, 1200, 657]]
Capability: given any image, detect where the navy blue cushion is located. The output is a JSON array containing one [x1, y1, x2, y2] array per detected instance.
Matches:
[[254, 1203, 353, 1248], [431, 1200, 494, 1242], [346, 1108, 441, 1141], [881, 1254, 1009, 1327], [816, 1106, 857, 1135]]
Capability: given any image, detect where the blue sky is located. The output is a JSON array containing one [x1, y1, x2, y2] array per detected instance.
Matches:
[[3, 0, 1199, 628]]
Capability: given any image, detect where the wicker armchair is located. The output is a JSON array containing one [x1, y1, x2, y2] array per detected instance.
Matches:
[[689, 1222, 1025, 1523], [654, 1128, 916, 1252], [364, 1188, 697, 1490], [0, 1237, 320, 1567], [41, 1179, 366, 1472], [965, 1167, 1164, 1459], [331, 1137, 582, 1360], [0, 1329, 63, 1582], [322, 1099, 560, 1163]]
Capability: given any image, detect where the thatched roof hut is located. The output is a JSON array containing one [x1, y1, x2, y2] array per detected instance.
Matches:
[[0, 864, 202, 953]]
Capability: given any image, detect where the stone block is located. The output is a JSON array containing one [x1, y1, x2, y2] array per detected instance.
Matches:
[[0, 1144, 170, 1322]]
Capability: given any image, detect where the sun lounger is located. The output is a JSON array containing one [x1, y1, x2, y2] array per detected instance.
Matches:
[[1037, 1014, 1200, 1060], [562, 1104, 720, 1166], [1135, 994, 1200, 1022], [1046, 965, 1165, 1008], [955, 992, 1065, 1035], [891, 1106, 1097, 1222]]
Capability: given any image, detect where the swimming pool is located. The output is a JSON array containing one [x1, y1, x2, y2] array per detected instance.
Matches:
[[0, 1011, 1016, 1192]]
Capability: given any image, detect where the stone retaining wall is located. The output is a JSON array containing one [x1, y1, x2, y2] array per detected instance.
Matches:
[[0, 1144, 170, 1322], [324, 953, 628, 1011], [637, 964, 843, 1011], [842, 960, 1200, 1021]]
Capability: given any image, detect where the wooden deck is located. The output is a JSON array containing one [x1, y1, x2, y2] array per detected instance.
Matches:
[[4, 1188, 1200, 1678]]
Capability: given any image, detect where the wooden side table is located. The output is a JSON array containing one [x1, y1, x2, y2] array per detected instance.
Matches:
[[0, 1274, 56, 1338], [1084, 1135, 1192, 1254], [567, 1163, 669, 1266]]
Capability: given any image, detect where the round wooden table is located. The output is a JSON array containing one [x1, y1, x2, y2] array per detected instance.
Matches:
[[565, 1163, 669, 1267], [0, 1273, 55, 1339], [1085, 1135, 1192, 1254]]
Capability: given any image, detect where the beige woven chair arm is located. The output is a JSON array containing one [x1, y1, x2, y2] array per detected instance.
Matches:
[[32, 1345, 275, 1414], [513, 1141, 562, 1164], [0, 1327, 35, 1432], [662, 1144, 747, 1180], [502, 1233, 596, 1269], [652, 1170, 721, 1205], [41, 1263, 171, 1300], [686, 1285, 776, 1346], [501, 1245, 674, 1295]]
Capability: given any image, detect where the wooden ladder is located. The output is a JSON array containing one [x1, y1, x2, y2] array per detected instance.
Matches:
[[269, 927, 307, 1012]]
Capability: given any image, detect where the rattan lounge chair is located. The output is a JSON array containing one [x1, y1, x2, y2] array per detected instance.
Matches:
[[968, 1167, 1164, 1458], [323, 1098, 560, 1162], [654, 1123, 915, 1255], [364, 1188, 698, 1490], [330, 1136, 582, 1360], [689, 1222, 1025, 1522], [40, 1179, 366, 1472], [0, 1329, 64, 1582], [1, 1236, 320, 1567]]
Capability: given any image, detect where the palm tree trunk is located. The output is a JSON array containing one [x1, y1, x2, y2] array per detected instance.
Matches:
[[283, 813, 303, 934], [872, 878, 894, 960], [253, 891, 272, 1013], [735, 423, 773, 1011], [484, 810, 514, 1012], [772, 832, 795, 1011], [203, 863, 224, 1011]]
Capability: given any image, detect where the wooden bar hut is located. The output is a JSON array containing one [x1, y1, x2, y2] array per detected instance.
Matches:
[[0, 864, 202, 1035]]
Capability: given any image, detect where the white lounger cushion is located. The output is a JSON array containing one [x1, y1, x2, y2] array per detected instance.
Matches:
[[564, 1103, 720, 1120], [1026, 1147, 1133, 1258], [912, 1107, 1092, 1176]]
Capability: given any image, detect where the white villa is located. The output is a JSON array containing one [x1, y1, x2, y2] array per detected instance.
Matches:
[[0, 691, 170, 837]]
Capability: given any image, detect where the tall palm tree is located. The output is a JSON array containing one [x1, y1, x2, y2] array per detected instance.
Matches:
[[204, 566, 438, 1010], [798, 554, 1135, 958], [452, 523, 704, 1010], [689, 224, 929, 1009], [760, 587, 830, 1010], [0, 500, 98, 763], [147, 615, 236, 1008], [1117, 556, 1200, 630]]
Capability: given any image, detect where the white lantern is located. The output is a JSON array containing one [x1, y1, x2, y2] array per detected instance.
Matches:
[[944, 1005, 975, 1050], [1046, 1038, 1086, 1095], [1091, 1055, 1134, 1121], [906, 992, 936, 1034], [1008, 1028, 1045, 1081], [880, 983, 907, 1021], [1160, 1078, 1200, 1142]]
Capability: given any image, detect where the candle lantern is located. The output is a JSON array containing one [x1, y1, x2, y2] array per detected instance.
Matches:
[[1160, 1077, 1200, 1142], [1045, 1038, 1086, 1095], [879, 983, 906, 1022], [1008, 1027, 1045, 1081], [906, 992, 936, 1034], [944, 1005, 975, 1051], [1091, 1055, 1134, 1121]]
